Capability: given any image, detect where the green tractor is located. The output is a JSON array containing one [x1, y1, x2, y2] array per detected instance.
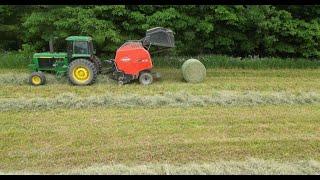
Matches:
[[28, 36, 102, 86]]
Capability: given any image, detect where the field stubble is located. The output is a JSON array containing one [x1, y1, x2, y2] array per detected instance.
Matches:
[[1, 67, 320, 174]]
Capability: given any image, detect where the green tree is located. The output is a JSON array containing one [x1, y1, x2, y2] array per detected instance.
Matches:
[[1, 5, 320, 58]]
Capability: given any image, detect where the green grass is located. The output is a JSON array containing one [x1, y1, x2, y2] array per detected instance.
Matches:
[[1, 67, 320, 174], [0, 51, 31, 69], [0, 68, 320, 99], [0, 105, 320, 174], [1, 52, 320, 70], [153, 54, 320, 69]]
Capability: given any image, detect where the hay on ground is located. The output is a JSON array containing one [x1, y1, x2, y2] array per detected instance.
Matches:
[[181, 59, 206, 83]]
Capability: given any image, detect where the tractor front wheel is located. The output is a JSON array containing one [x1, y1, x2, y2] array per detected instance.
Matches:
[[29, 71, 46, 86], [139, 71, 153, 85], [68, 59, 97, 86]]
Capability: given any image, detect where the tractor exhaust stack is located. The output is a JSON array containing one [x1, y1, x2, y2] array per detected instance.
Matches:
[[49, 39, 54, 53]]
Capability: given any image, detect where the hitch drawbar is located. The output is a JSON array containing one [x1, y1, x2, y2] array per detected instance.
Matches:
[[151, 72, 161, 79]]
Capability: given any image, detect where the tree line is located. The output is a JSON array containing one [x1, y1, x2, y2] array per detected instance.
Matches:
[[1, 5, 320, 58]]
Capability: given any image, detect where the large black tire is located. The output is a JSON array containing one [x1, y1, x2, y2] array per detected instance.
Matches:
[[92, 56, 103, 74], [29, 71, 46, 86], [68, 59, 98, 86], [139, 71, 153, 85]]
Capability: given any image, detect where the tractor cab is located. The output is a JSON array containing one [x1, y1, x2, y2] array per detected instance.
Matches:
[[65, 36, 95, 60]]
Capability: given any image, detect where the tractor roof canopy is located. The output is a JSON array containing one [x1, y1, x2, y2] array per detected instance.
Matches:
[[66, 36, 92, 41]]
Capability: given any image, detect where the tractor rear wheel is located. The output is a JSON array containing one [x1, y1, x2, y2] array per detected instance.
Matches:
[[139, 71, 153, 85], [92, 56, 103, 74], [29, 71, 46, 86], [68, 59, 97, 86]]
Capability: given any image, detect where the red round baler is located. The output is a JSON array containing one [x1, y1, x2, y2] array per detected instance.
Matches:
[[114, 42, 153, 78], [108, 27, 175, 85]]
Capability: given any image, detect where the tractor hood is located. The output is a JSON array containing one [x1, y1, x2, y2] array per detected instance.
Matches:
[[33, 52, 67, 58]]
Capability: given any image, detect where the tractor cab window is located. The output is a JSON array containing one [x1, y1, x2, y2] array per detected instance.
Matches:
[[67, 41, 73, 58], [73, 41, 89, 54], [89, 41, 94, 54]]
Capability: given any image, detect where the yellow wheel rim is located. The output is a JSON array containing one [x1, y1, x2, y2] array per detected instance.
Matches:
[[31, 76, 41, 85], [73, 66, 90, 82]]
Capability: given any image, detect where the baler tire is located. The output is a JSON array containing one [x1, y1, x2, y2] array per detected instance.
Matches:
[[139, 71, 153, 85], [29, 71, 46, 86], [118, 81, 124, 86], [68, 59, 98, 86]]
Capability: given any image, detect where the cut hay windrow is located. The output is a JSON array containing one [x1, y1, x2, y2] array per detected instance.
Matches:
[[0, 73, 115, 85], [181, 59, 206, 83], [0, 73, 59, 85], [1, 159, 319, 175], [61, 159, 320, 175], [1, 91, 320, 111]]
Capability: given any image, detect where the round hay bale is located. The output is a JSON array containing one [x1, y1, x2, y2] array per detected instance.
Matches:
[[181, 59, 206, 83]]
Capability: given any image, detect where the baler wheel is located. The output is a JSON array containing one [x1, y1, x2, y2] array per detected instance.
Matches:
[[118, 81, 124, 85], [29, 71, 46, 86], [139, 71, 153, 85], [68, 59, 97, 86]]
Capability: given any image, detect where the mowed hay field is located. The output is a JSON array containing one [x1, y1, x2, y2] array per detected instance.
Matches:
[[0, 68, 320, 174]]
